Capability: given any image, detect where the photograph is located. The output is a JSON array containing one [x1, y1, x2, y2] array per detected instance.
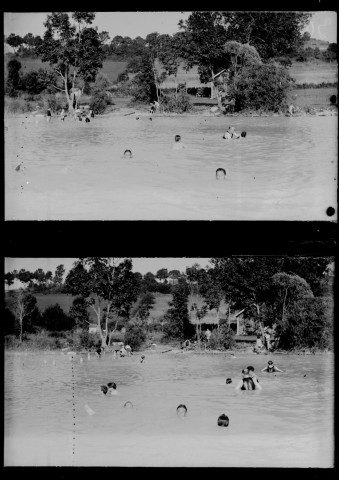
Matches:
[[4, 10, 337, 221], [4, 256, 335, 467]]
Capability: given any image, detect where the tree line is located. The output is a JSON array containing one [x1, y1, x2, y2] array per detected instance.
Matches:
[[4, 256, 334, 352], [6, 11, 337, 114]]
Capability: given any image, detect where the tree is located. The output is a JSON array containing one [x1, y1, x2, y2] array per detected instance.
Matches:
[[142, 272, 158, 292], [156, 268, 169, 283], [16, 269, 34, 288], [4, 272, 16, 288], [69, 296, 90, 329], [275, 297, 332, 350], [7, 290, 41, 341], [5, 58, 22, 96], [42, 303, 73, 331], [163, 278, 194, 341], [37, 12, 106, 112], [6, 33, 23, 53], [53, 264, 65, 291], [132, 292, 156, 326], [64, 258, 139, 347], [271, 272, 313, 326]]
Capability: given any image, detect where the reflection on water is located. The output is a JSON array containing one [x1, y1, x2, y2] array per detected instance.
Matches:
[[4, 351, 334, 466], [5, 114, 337, 220]]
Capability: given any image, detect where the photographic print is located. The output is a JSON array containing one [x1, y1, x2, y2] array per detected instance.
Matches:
[[4, 10, 337, 221], [4, 256, 335, 467]]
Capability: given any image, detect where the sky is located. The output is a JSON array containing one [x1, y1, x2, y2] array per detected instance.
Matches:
[[3, 11, 337, 43]]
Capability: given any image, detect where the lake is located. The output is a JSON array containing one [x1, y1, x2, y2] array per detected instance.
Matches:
[[5, 112, 337, 220], [4, 350, 334, 467]]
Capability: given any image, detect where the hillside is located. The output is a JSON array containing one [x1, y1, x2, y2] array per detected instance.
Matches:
[[4, 55, 337, 87], [5, 292, 172, 325]]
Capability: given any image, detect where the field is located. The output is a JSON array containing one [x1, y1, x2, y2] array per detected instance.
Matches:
[[5, 292, 172, 325], [5, 55, 337, 87]]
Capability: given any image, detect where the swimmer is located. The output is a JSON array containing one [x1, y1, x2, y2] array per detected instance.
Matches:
[[288, 104, 295, 116], [176, 404, 187, 416], [124, 401, 133, 408], [238, 131, 247, 138], [247, 366, 262, 390], [226, 378, 232, 384], [172, 134, 185, 150], [90, 109, 94, 118], [261, 360, 283, 373], [107, 382, 119, 395], [100, 385, 108, 395], [85, 117, 90, 123], [140, 355, 145, 363], [217, 414, 229, 427], [216, 168, 226, 180], [235, 369, 256, 391], [223, 126, 240, 139], [119, 346, 127, 357], [123, 149, 133, 159], [60, 108, 66, 121]]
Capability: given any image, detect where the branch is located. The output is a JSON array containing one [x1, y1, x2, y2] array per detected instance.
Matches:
[[50, 84, 64, 92]]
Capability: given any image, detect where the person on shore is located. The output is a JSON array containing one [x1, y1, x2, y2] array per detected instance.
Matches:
[[140, 355, 145, 363], [217, 414, 229, 427], [216, 168, 226, 180], [235, 368, 256, 390], [96, 347, 104, 358], [247, 366, 262, 390], [46, 108, 52, 122], [176, 404, 187, 416], [125, 344, 132, 357], [173, 135, 185, 150], [90, 109, 94, 118], [123, 149, 133, 159], [261, 360, 283, 373], [60, 108, 66, 121], [120, 346, 127, 357], [288, 104, 295, 116]]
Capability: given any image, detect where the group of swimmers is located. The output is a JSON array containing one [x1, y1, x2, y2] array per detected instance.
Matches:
[[45, 107, 95, 122]]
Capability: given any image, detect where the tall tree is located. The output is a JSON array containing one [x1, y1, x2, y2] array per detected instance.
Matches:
[[37, 12, 106, 112], [53, 264, 65, 290], [156, 268, 169, 283], [5, 58, 22, 96], [64, 258, 139, 347]]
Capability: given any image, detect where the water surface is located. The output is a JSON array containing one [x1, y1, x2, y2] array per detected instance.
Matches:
[[4, 350, 334, 467], [5, 113, 337, 220]]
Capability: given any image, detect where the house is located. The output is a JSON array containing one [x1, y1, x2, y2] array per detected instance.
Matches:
[[88, 324, 98, 334]]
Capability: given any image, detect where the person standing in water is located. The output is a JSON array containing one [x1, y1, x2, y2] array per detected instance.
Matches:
[[172, 135, 185, 150], [261, 360, 283, 373]]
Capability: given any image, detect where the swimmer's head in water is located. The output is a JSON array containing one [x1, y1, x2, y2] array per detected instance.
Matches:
[[177, 404, 187, 416], [101, 385, 108, 395], [268, 360, 273, 365], [217, 414, 229, 427], [124, 149, 132, 158], [124, 401, 133, 408], [107, 382, 117, 390], [216, 168, 226, 180], [241, 131, 247, 137], [226, 378, 232, 384], [175, 135, 181, 142], [247, 366, 254, 372]]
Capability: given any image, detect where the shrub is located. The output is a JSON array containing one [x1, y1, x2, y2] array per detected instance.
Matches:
[[124, 322, 147, 351], [41, 303, 74, 331], [160, 92, 193, 113], [25, 330, 59, 350], [67, 329, 101, 351], [89, 91, 111, 114], [229, 63, 293, 112], [208, 321, 236, 350], [4, 96, 34, 114]]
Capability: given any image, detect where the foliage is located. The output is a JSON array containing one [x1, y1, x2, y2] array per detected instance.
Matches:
[[228, 62, 293, 112], [5, 58, 22, 96], [160, 91, 193, 113], [19, 68, 57, 94], [36, 12, 106, 111], [129, 53, 157, 103], [275, 297, 333, 350], [132, 292, 156, 324], [41, 303, 74, 331], [67, 328, 101, 351], [89, 90, 111, 114], [69, 296, 90, 328], [163, 279, 195, 341], [124, 322, 147, 351], [208, 322, 236, 350]]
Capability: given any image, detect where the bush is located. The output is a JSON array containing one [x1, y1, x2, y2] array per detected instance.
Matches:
[[42, 303, 74, 332], [66, 329, 101, 351], [89, 91, 111, 114], [160, 92, 193, 113], [208, 322, 236, 350], [25, 330, 59, 350], [229, 63, 293, 112], [124, 322, 147, 351], [5, 96, 34, 114]]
